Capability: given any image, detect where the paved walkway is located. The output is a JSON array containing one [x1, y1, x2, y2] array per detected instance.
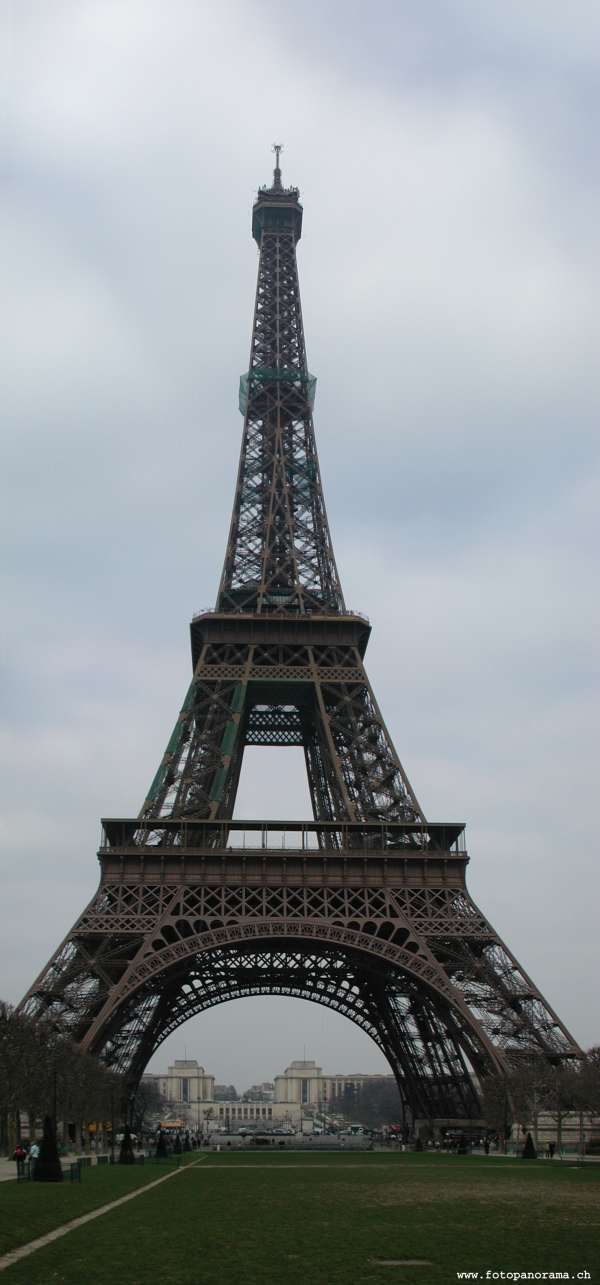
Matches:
[[0, 1156, 205, 1273], [2, 1149, 597, 1181], [0, 1151, 144, 1183]]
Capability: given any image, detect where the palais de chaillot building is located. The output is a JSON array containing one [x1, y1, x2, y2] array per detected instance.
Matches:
[[21, 148, 581, 1132]]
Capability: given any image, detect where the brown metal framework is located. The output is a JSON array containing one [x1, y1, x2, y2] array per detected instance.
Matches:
[[20, 158, 582, 1125]]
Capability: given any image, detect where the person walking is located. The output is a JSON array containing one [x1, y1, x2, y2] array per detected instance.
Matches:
[[13, 1144, 27, 1178], [29, 1140, 40, 1177]]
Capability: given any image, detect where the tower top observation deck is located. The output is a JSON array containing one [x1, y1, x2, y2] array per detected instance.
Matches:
[[252, 142, 303, 244]]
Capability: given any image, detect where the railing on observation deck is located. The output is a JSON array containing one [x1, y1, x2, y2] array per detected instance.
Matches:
[[191, 607, 371, 623], [99, 817, 466, 856]]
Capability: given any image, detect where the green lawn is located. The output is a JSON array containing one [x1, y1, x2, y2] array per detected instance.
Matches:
[[1, 1153, 598, 1284], [0, 1159, 181, 1256]]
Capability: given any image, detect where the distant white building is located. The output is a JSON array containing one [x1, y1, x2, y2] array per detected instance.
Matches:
[[143, 1057, 395, 1131], [274, 1060, 394, 1109], [243, 1081, 275, 1102], [142, 1058, 600, 1149], [150, 1059, 215, 1105], [142, 1059, 300, 1131]]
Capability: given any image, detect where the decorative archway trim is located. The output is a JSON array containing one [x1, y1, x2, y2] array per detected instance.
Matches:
[[81, 918, 507, 1076]]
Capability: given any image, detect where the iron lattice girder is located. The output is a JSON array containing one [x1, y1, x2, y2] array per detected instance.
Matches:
[[103, 940, 484, 1118], [21, 825, 580, 1096], [246, 704, 304, 746], [142, 620, 423, 825], [20, 843, 581, 1116], [18, 165, 584, 1124], [218, 222, 343, 616]]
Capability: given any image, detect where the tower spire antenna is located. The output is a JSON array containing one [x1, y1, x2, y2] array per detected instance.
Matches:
[[272, 141, 283, 189]]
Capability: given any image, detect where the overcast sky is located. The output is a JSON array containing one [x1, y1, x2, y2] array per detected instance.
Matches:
[[2, 0, 599, 1091]]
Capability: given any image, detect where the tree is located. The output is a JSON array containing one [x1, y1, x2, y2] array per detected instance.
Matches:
[[538, 1064, 579, 1154], [33, 1114, 63, 1182], [480, 1074, 512, 1141], [567, 1050, 600, 1155], [214, 1084, 238, 1101], [131, 1078, 167, 1136], [0, 1000, 125, 1155], [357, 1080, 403, 1129], [481, 1062, 560, 1151], [0, 1001, 28, 1151], [480, 1055, 600, 1157], [579, 1049, 600, 1112], [329, 1079, 403, 1130], [329, 1083, 358, 1122]]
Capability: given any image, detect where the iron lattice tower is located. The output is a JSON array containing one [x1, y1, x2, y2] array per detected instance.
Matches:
[[21, 155, 581, 1127]]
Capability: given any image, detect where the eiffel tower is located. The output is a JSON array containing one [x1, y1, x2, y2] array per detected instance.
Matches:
[[21, 149, 581, 1127]]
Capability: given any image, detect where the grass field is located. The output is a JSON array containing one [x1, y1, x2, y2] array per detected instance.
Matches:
[[1, 1152, 598, 1284], [0, 1159, 181, 1258]]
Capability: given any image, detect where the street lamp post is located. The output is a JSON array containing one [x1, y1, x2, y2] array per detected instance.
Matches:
[[52, 1064, 58, 1145], [110, 1088, 115, 1164]]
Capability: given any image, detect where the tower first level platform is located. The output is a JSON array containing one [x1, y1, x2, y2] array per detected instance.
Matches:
[[22, 814, 579, 1128]]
